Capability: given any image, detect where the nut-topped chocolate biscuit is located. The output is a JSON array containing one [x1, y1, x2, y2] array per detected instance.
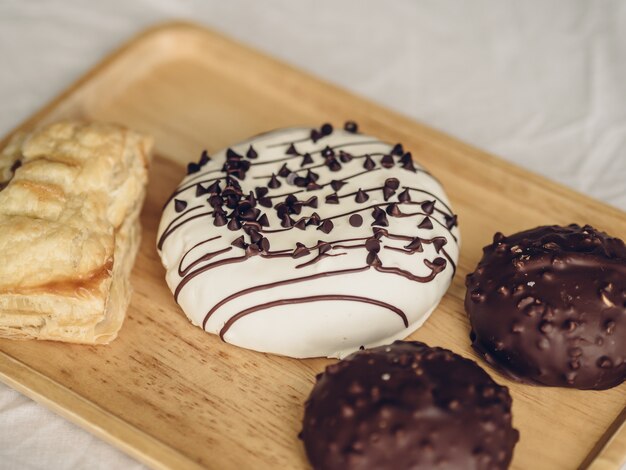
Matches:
[[301, 341, 519, 470], [466, 224, 626, 390], [157, 122, 459, 358]]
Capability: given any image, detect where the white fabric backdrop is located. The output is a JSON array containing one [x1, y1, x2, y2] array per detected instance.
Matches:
[[0, 1, 624, 468]]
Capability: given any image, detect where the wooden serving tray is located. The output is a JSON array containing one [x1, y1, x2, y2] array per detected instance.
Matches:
[[0, 22, 624, 470]]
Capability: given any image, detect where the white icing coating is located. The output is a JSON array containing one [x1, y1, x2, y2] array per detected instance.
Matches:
[[157, 124, 460, 358]]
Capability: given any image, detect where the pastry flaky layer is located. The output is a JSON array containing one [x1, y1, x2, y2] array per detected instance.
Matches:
[[0, 121, 152, 344]]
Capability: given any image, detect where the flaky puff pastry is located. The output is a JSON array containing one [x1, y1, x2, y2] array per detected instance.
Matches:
[[0, 121, 152, 343]]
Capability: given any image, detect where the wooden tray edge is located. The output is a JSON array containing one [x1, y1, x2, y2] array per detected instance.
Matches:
[[0, 20, 623, 469]]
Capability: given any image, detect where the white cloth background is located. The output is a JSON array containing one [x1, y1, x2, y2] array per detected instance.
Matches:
[[0, 1, 624, 469]]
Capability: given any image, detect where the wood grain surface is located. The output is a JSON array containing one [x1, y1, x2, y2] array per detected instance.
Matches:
[[0, 22, 624, 470]]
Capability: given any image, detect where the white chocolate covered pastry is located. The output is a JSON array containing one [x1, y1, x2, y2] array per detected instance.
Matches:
[[0, 121, 152, 344], [157, 122, 459, 358]]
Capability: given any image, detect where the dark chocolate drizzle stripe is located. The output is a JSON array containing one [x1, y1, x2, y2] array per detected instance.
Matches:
[[178, 235, 222, 274], [218, 294, 408, 339], [202, 266, 370, 328], [157, 205, 204, 250], [384, 245, 456, 275], [374, 261, 445, 283], [174, 255, 248, 301], [179, 247, 232, 277], [295, 252, 346, 269], [440, 248, 457, 275]]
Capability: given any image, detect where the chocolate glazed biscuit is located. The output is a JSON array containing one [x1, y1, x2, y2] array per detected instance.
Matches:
[[466, 224, 626, 390], [301, 341, 519, 470]]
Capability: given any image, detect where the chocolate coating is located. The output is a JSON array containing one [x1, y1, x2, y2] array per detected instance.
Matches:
[[301, 341, 518, 470], [465, 224, 626, 390]]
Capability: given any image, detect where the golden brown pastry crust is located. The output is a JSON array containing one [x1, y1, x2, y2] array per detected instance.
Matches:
[[0, 121, 152, 344]]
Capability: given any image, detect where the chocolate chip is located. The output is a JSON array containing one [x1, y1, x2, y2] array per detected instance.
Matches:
[[227, 217, 241, 231], [174, 199, 187, 213], [246, 146, 258, 159], [286, 143, 298, 155], [402, 158, 417, 172], [306, 170, 319, 182], [330, 180, 346, 191], [386, 203, 402, 217], [275, 203, 288, 218], [226, 148, 240, 160], [366, 251, 382, 266], [373, 227, 388, 239], [327, 158, 342, 172], [363, 155, 375, 170], [292, 242, 310, 258], [293, 176, 308, 187], [245, 244, 260, 256], [322, 146, 334, 158], [326, 193, 339, 204], [319, 241, 332, 254], [365, 238, 381, 253], [432, 237, 447, 253], [294, 218, 307, 230], [257, 213, 270, 227], [231, 235, 247, 249], [304, 196, 319, 208], [321, 123, 333, 136], [349, 214, 363, 227], [355, 189, 369, 203], [383, 177, 400, 190], [344, 121, 358, 133], [199, 150, 211, 166], [259, 197, 273, 208], [255, 186, 269, 198], [187, 162, 201, 174], [207, 181, 221, 194], [310, 129, 322, 143], [371, 207, 388, 227], [301, 153, 313, 166], [281, 214, 294, 228], [445, 214, 458, 229], [196, 184, 210, 197], [308, 212, 321, 226], [317, 219, 334, 234], [405, 238, 423, 252], [382, 186, 395, 201], [339, 151, 353, 163], [248, 229, 263, 244], [381, 154, 395, 168], [391, 143, 404, 156], [421, 201, 435, 215], [307, 181, 322, 191], [418, 217, 433, 230], [398, 188, 411, 202], [278, 163, 291, 177], [258, 237, 270, 252], [268, 174, 281, 189], [213, 212, 227, 226]]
